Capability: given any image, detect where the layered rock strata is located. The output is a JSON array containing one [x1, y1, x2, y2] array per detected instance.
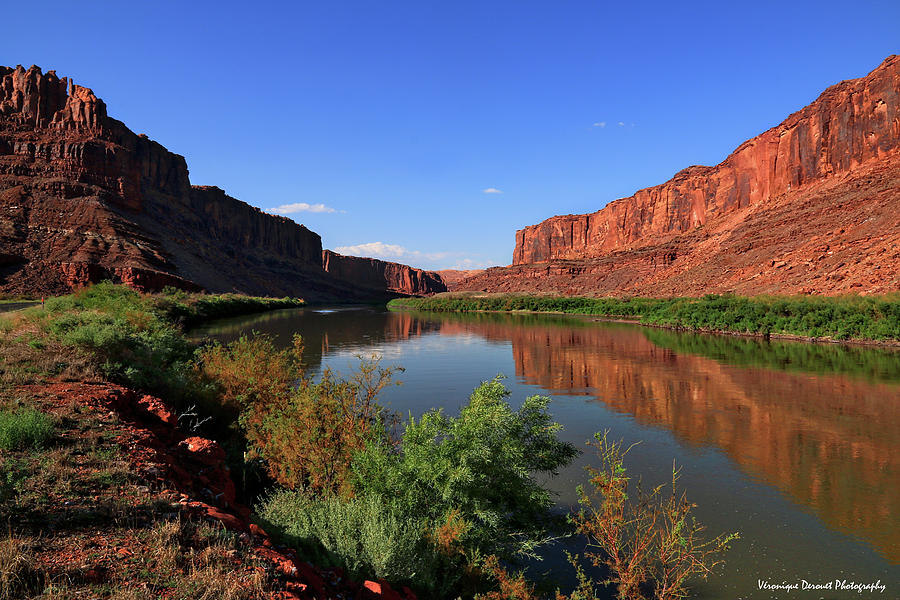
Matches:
[[459, 55, 900, 296], [0, 64, 443, 299], [322, 250, 446, 297]]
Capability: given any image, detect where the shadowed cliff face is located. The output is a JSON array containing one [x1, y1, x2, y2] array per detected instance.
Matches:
[[459, 56, 900, 296], [415, 313, 900, 562], [322, 250, 446, 297], [0, 64, 440, 300]]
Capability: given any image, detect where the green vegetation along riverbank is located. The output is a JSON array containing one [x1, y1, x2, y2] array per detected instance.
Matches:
[[0, 283, 735, 599], [389, 292, 900, 344]]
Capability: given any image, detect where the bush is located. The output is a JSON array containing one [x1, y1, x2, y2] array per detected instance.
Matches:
[[202, 335, 400, 496], [44, 290, 195, 398], [198, 334, 301, 424], [0, 408, 54, 451], [570, 431, 737, 600], [254, 378, 576, 598], [257, 490, 458, 594], [352, 377, 578, 562], [37, 282, 302, 401]]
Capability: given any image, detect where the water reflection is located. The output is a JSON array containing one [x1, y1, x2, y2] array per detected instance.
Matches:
[[191, 307, 900, 566], [420, 311, 900, 563]]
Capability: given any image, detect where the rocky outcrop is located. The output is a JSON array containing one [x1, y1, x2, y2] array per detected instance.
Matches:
[[322, 250, 446, 296], [513, 55, 900, 266], [460, 56, 900, 297], [434, 269, 485, 289], [0, 64, 435, 301]]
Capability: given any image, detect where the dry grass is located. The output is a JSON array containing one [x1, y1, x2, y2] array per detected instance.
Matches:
[[0, 536, 43, 599], [0, 314, 99, 388], [140, 519, 271, 600]]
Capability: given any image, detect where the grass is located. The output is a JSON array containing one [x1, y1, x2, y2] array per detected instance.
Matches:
[[153, 288, 304, 329], [0, 408, 54, 451], [0, 359, 276, 598], [642, 328, 900, 384], [0, 283, 307, 598], [0, 536, 42, 600], [389, 292, 900, 342], [0, 294, 38, 304], [0, 284, 737, 598]]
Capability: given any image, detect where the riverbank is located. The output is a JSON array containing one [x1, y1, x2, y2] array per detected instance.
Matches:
[[1, 283, 738, 599], [388, 292, 900, 345], [0, 284, 407, 599]]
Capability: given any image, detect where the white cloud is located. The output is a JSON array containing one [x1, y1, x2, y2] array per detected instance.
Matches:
[[266, 202, 340, 214], [333, 242, 450, 262], [334, 242, 409, 259], [592, 121, 606, 128], [617, 122, 625, 127], [331, 241, 497, 271], [482, 187, 503, 194], [448, 258, 494, 270]]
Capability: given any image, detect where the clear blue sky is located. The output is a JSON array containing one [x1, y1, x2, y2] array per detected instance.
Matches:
[[3, 1, 898, 270]]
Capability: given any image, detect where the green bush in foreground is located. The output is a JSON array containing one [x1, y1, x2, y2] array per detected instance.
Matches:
[[257, 492, 458, 595], [254, 377, 578, 597], [352, 377, 578, 563], [0, 408, 54, 451]]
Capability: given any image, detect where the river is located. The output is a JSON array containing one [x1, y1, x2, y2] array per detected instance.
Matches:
[[191, 306, 900, 599]]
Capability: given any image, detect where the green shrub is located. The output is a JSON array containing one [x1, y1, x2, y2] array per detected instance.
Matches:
[[352, 377, 578, 562], [47, 309, 194, 396], [257, 491, 458, 594], [255, 378, 576, 598], [570, 432, 737, 600], [0, 408, 54, 451], [389, 293, 900, 341]]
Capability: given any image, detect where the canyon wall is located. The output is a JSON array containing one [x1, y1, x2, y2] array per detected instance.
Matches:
[[513, 55, 900, 266], [322, 250, 446, 297], [0, 64, 436, 300]]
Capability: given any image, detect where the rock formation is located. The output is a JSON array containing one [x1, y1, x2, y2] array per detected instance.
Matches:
[[435, 269, 485, 289], [0, 64, 445, 300], [458, 55, 900, 296], [322, 250, 445, 297]]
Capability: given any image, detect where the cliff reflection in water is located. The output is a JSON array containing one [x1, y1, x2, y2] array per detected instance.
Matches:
[[193, 308, 900, 564], [410, 311, 900, 563]]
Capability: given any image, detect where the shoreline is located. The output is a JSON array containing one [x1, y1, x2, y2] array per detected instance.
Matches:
[[387, 299, 900, 349]]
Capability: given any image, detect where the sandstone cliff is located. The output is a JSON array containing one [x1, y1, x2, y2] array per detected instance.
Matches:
[[459, 55, 900, 296], [435, 269, 485, 289], [322, 250, 446, 297], [515, 55, 899, 264], [0, 64, 438, 300]]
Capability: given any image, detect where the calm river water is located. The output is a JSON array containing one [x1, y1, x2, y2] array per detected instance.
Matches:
[[192, 307, 900, 599]]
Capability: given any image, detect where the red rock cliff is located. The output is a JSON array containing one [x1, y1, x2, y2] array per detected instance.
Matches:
[[513, 55, 900, 266], [0, 64, 421, 300], [322, 250, 446, 296]]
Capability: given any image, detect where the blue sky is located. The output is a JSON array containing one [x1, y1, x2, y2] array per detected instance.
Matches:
[[3, 1, 899, 270]]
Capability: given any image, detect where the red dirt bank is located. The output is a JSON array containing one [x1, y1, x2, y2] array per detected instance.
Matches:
[[21, 380, 417, 600]]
